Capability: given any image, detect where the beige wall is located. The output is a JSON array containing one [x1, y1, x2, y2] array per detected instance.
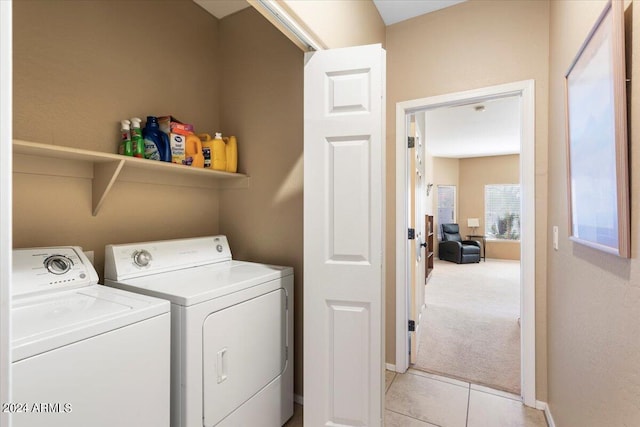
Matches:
[[13, 0, 222, 276], [13, 0, 221, 153], [218, 8, 304, 396], [547, 1, 640, 425], [278, 0, 385, 49], [458, 155, 520, 260], [385, 0, 549, 399], [14, 0, 306, 398]]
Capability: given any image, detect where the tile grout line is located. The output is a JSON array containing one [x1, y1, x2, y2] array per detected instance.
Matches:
[[469, 384, 522, 402], [386, 372, 398, 394], [407, 368, 470, 390], [385, 408, 443, 427]]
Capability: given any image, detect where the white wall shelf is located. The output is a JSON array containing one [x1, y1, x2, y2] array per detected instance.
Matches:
[[13, 139, 249, 216]]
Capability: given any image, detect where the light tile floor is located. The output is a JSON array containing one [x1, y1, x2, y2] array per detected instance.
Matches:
[[386, 369, 548, 427], [285, 368, 548, 426]]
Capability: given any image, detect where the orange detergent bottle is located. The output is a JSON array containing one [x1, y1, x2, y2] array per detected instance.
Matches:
[[224, 136, 237, 173], [198, 133, 214, 168], [212, 132, 227, 171], [185, 134, 204, 168]]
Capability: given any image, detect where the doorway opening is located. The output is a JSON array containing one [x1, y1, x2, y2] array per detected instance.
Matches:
[[395, 80, 536, 407]]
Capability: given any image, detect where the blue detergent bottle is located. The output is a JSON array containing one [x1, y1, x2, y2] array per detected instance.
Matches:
[[142, 116, 171, 161]]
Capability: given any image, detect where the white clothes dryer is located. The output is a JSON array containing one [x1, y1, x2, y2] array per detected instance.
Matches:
[[11, 246, 171, 427], [104, 235, 294, 427]]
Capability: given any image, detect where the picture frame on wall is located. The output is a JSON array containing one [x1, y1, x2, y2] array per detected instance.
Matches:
[[564, 0, 630, 258]]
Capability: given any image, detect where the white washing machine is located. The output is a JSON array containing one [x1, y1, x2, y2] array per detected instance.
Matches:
[[103, 235, 294, 427], [11, 246, 171, 427]]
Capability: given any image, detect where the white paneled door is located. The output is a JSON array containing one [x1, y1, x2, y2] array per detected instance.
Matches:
[[304, 44, 386, 427]]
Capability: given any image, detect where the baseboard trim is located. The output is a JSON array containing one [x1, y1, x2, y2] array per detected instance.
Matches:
[[385, 363, 397, 372], [536, 401, 556, 427]]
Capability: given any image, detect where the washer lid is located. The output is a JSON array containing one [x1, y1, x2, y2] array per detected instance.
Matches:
[[105, 261, 293, 306], [11, 285, 169, 361]]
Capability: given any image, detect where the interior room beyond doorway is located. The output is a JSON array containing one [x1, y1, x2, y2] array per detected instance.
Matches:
[[395, 80, 536, 407], [416, 258, 521, 394], [415, 97, 522, 394]]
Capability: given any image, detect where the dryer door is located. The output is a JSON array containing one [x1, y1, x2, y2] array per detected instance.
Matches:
[[202, 288, 287, 426]]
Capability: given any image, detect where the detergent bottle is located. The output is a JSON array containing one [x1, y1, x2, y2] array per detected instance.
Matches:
[[212, 132, 227, 171], [185, 134, 205, 168], [142, 116, 171, 162], [224, 135, 238, 173], [198, 133, 214, 168]]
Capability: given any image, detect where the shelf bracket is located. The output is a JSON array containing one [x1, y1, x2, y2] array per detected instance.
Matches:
[[92, 160, 125, 216]]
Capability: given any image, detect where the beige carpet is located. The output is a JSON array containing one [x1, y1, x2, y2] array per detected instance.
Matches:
[[415, 258, 521, 394]]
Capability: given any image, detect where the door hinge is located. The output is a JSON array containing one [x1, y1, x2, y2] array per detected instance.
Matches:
[[408, 228, 415, 240], [408, 137, 415, 148], [408, 320, 416, 332]]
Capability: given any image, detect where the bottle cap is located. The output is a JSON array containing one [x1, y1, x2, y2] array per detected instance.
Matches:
[[215, 132, 222, 139], [121, 119, 131, 130], [131, 117, 142, 128]]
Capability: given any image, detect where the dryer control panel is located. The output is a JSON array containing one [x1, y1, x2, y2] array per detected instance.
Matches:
[[12, 247, 99, 298], [104, 235, 233, 281]]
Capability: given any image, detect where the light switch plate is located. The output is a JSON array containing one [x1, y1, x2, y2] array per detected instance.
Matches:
[[553, 226, 559, 250]]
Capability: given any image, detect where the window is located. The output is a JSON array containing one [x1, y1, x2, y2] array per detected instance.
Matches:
[[485, 184, 521, 241], [437, 185, 456, 239]]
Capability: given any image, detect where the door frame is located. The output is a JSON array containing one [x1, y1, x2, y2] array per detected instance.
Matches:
[[394, 80, 536, 407]]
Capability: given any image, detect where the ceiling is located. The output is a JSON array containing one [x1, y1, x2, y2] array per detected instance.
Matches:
[[373, 0, 466, 25], [193, 0, 466, 25], [424, 96, 521, 159], [193, 0, 250, 20]]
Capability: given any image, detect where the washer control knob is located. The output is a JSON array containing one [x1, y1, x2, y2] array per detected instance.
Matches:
[[44, 255, 73, 275], [133, 250, 152, 267], [216, 244, 224, 253]]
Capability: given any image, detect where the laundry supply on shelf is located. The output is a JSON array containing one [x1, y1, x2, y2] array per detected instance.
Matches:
[[169, 134, 186, 165], [142, 116, 171, 162], [198, 132, 238, 172], [198, 133, 214, 168], [117, 115, 237, 172], [212, 132, 227, 171], [158, 115, 194, 136], [185, 134, 205, 168], [130, 117, 144, 158], [224, 135, 237, 173], [119, 119, 133, 156], [158, 116, 195, 165]]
